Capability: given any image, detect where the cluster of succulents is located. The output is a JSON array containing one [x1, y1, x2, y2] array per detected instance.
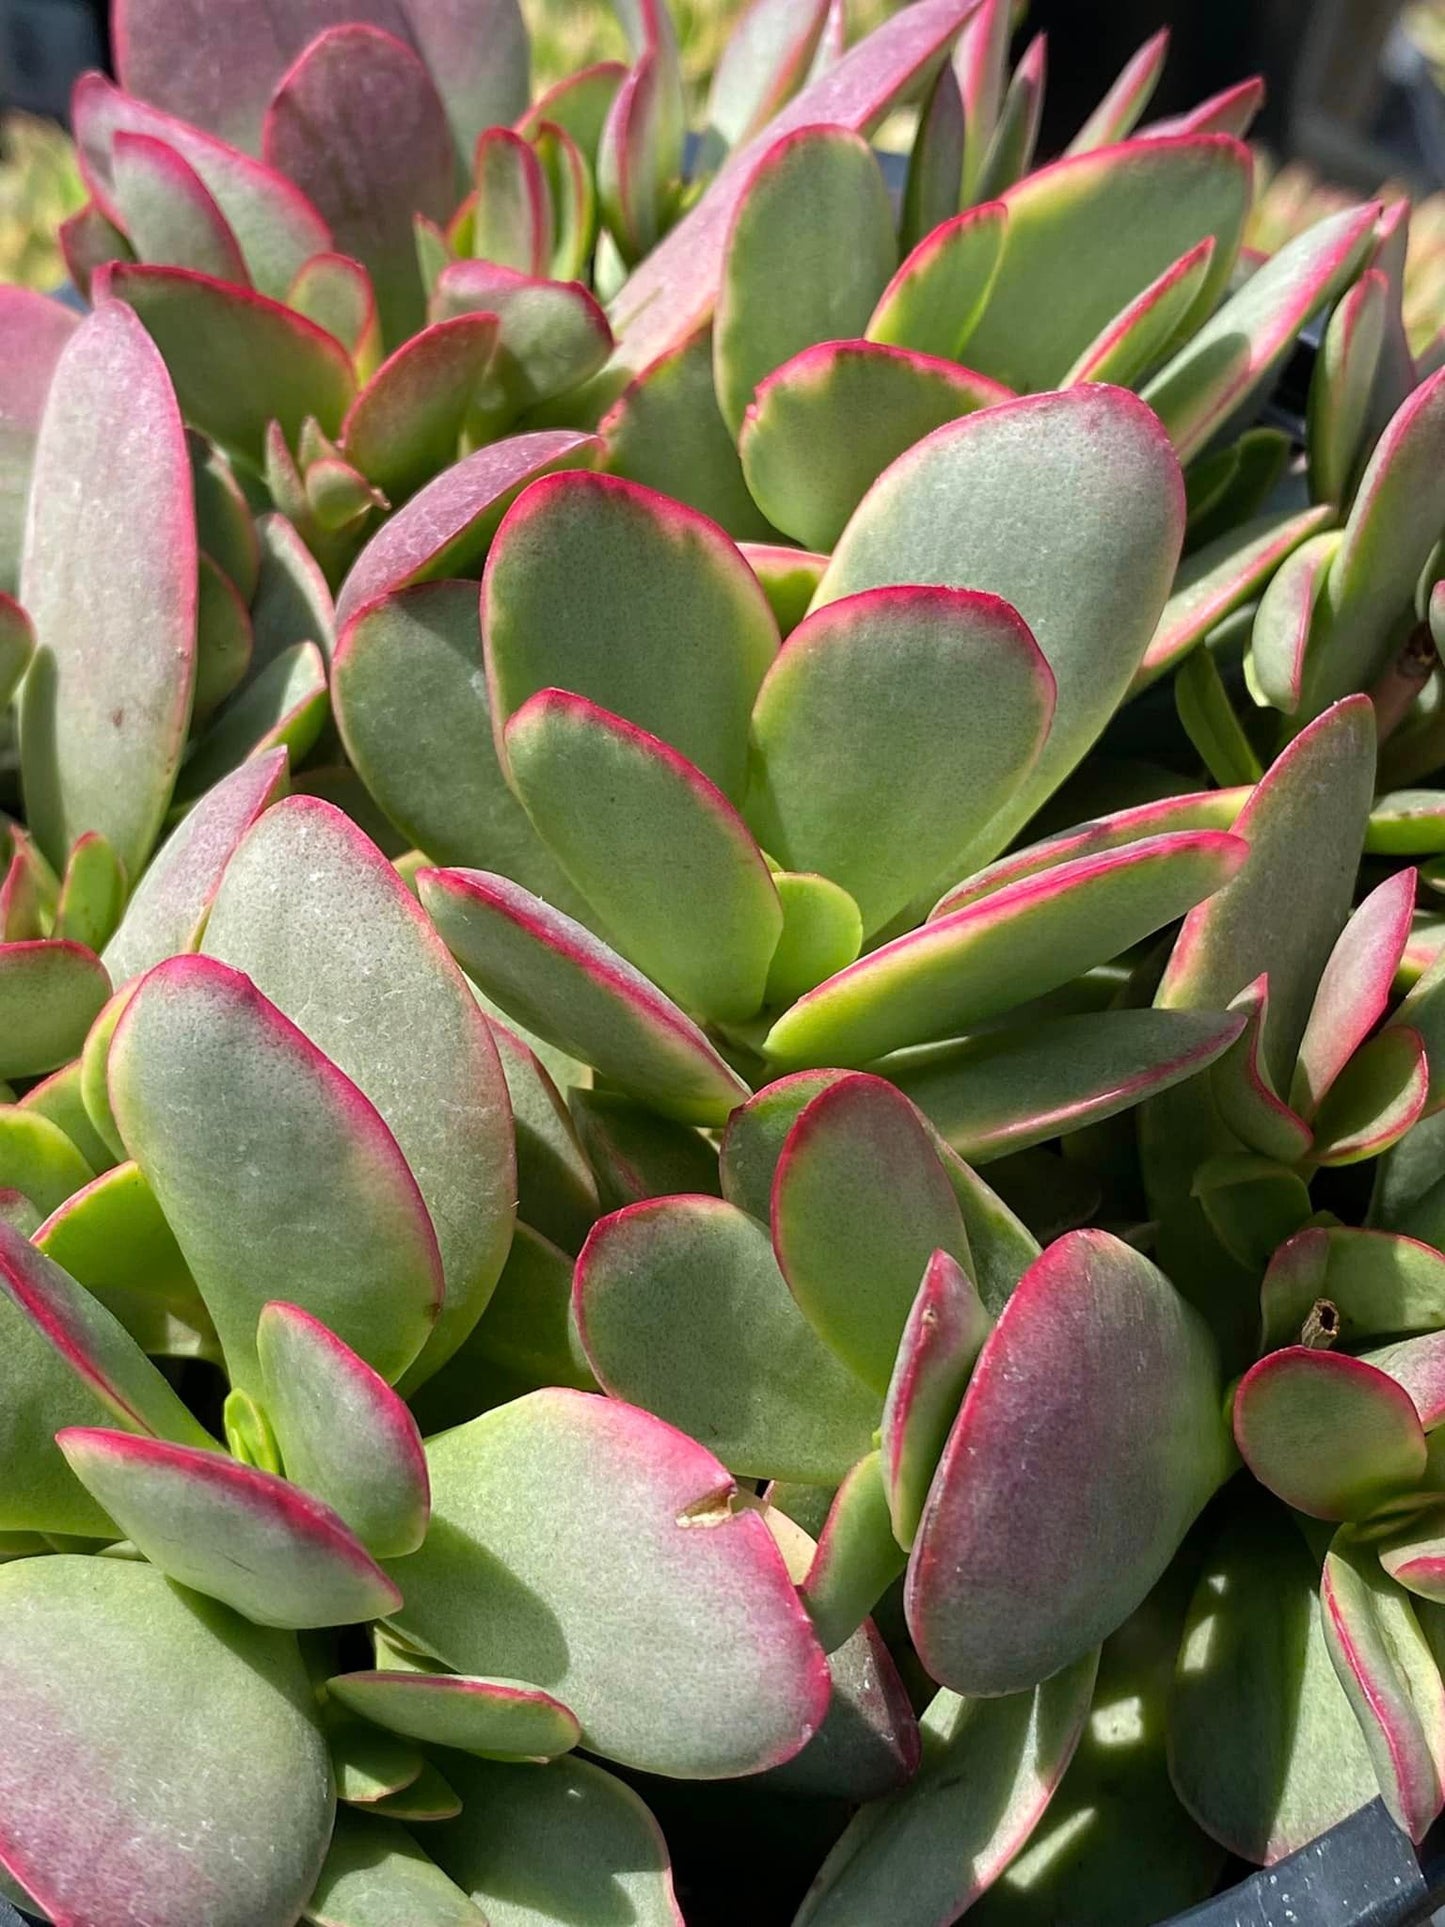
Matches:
[[7, 0, 1445, 1921]]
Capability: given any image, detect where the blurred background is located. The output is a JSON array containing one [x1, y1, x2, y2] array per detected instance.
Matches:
[[0, 0, 1441, 290]]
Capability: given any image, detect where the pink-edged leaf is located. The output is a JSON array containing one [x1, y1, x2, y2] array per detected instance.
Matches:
[[19, 300, 197, 881], [1292, 868, 1416, 1115], [772, 1072, 973, 1395], [102, 746, 288, 985], [598, 40, 685, 267], [1379, 1507, 1445, 1602], [795, 1656, 1098, 1927], [171, 640, 327, 809], [389, 1387, 830, 1778], [1143, 203, 1379, 463], [428, 260, 613, 425], [418, 866, 750, 1126], [516, 62, 628, 164], [105, 261, 356, 460], [899, 59, 964, 252], [1139, 76, 1267, 142], [257, 1302, 429, 1559], [608, 0, 988, 382], [327, 1670, 579, 1762], [288, 250, 382, 375], [898, 1006, 1249, 1164], [880, 1249, 992, 1549], [110, 956, 445, 1392], [341, 314, 499, 503], [73, 73, 331, 299], [1064, 236, 1215, 388], [0, 288, 77, 596], [1234, 1348, 1427, 1519], [704, 0, 831, 154], [1136, 504, 1336, 691], [0, 1556, 333, 1927], [867, 201, 1006, 362], [1066, 28, 1169, 154], [1312, 1025, 1429, 1166], [335, 429, 601, 629], [972, 28, 1046, 202], [482, 468, 778, 802], [800, 1452, 906, 1654], [764, 831, 1246, 1071], [1248, 527, 1342, 714], [57, 199, 135, 302], [0, 1218, 213, 1534], [1365, 1332, 1445, 1432], [471, 128, 551, 276], [0, 942, 111, 1082], [110, 129, 248, 283], [504, 690, 782, 1025], [574, 1194, 879, 1483], [0, 594, 33, 709], [1309, 266, 1388, 505], [58, 1426, 401, 1627], [1322, 1530, 1445, 1841], [739, 341, 1010, 554], [1260, 1227, 1445, 1352], [262, 26, 455, 347], [1206, 975, 1314, 1164], [745, 583, 1051, 932], [906, 1230, 1228, 1695], [739, 541, 828, 635], [953, 0, 1009, 201]]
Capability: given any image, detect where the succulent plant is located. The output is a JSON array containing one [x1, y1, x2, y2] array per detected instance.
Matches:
[[7, 0, 1445, 1923]]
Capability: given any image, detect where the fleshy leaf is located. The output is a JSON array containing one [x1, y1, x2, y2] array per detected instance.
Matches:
[[0, 1556, 332, 1927], [428, 261, 613, 425], [800, 1451, 906, 1653], [107, 262, 357, 461], [58, 1427, 401, 1628], [0, 942, 111, 1081], [956, 135, 1250, 393], [304, 1809, 487, 1927], [894, 1007, 1247, 1163], [880, 1249, 992, 1548], [110, 128, 249, 282], [1262, 1227, 1445, 1352], [739, 342, 1010, 554], [327, 1670, 579, 1762], [289, 251, 382, 375], [201, 797, 515, 1385], [1205, 976, 1314, 1164], [341, 315, 500, 503], [704, 0, 830, 154], [20, 300, 197, 880], [575, 1195, 879, 1483], [471, 128, 551, 276], [505, 690, 782, 1023], [899, 61, 964, 253], [334, 429, 602, 629], [174, 639, 329, 806], [386, 1387, 829, 1778], [764, 831, 1245, 1071], [713, 125, 896, 437], [1064, 235, 1215, 388], [1293, 869, 1417, 1116], [192, 554, 254, 722], [907, 1230, 1228, 1695], [516, 62, 627, 164], [1321, 1530, 1445, 1841], [490, 1025, 597, 1249], [0, 1103, 93, 1217], [1143, 203, 1377, 462], [1233, 1348, 1428, 1520], [765, 871, 863, 1005], [1309, 266, 1388, 505], [771, 1073, 972, 1394], [866, 201, 1007, 361], [814, 386, 1187, 867], [598, 40, 685, 266], [263, 26, 455, 346], [364, 1764, 462, 1824], [0, 288, 77, 595], [568, 1089, 717, 1216], [109, 954, 444, 1392], [1248, 527, 1342, 715], [1312, 1026, 1429, 1166], [257, 1302, 429, 1558], [482, 470, 778, 802], [794, 1657, 1098, 1927]]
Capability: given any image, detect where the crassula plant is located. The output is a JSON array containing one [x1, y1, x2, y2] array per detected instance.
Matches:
[[7, 0, 1445, 1923]]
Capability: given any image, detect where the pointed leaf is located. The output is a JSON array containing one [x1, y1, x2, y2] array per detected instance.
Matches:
[[387, 1387, 829, 1777], [954, 0, 1010, 203], [801, 1451, 906, 1653], [505, 690, 782, 1023], [1312, 1025, 1429, 1166], [705, 0, 830, 154], [907, 1230, 1228, 1695], [1294, 868, 1417, 1115], [1309, 266, 1388, 504], [880, 1248, 992, 1547], [111, 128, 249, 284], [972, 30, 1046, 203], [598, 41, 685, 266], [1140, 76, 1265, 141], [1248, 526, 1342, 714], [814, 387, 1187, 865], [175, 639, 328, 805], [899, 61, 964, 254], [575, 1195, 879, 1483], [342, 315, 499, 503], [471, 128, 550, 276], [482, 470, 778, 801], [1234, 1348, 1427, 1520], [1064, 235, 1216, 389], [867, 201, 1006, 361], [327, 1670, 578, 1762]]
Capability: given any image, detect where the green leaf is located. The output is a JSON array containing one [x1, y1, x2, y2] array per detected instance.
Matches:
[[506, 690, 782, 1023], [288, 253, 381, 374], [771, 1072, 972, 1394], [471, 128, 551, 276], [739, 342, 1011, 556], [0, 941, 110, 1081], [569, 1088, 719, 1215], [1313, 1026, 1429, 1166], [1174, 644, 1263, 787], [814, 386, 1187, 866], [764, 829, 1245, 1071], [257, 1302, 429, 1558], [252, 510, 336, 668], [794, 1656, 1098, 1927], [1309, 266, 1388, 505], [1262, 1226, 1445, 1351], [880, 1249, 992, 1547], [363, 1763, 462, 1825], [898, 62, 964, 254], [420, 866, 750, 1126], [1206, 977, 1314, 1164], [192, 555, 253, 723], [1233, 1348, 1428, 1520], [713, 125, 896, 436], [764, 871, 863, 1005], [304, 1810, 488, 1927], [110, 955, 444, 1392], [489, 1021, 598, 1250], [0, 594, 33, 709], [576, 1195, 878, 1481], [203, 797, 515, 1386], [800, 1451, 907, 1652], [19, 300, 197, 879], [1247, 527, 1342, 715], [0, 1555, 332, 1927], [958, 135, 1249, 392], [173, 638, 328, 806], [704, 0, 830, 155], [387, 1387, 829, 1777], [533, 122, 597, 283], [907, 1231, 1228, 1694], [1064, 235, 1215, 387], [110, 128, 249, 281], [341, 315, 499, 504], [326, 1670, 579, 1762], [866, 201, 1006, 360], [482, 469, 778, 803]]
